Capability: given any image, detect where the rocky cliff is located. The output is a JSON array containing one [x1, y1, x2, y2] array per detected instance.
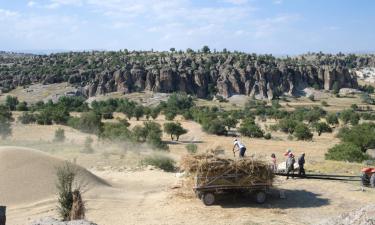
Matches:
[[0, 51, 370, 99]]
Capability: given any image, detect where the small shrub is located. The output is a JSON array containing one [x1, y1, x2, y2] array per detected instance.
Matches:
[[308, 95, 315, 101], [202, 119, 227, 136], [56, 163, 77, 221], [278, 118, 298, 134], [326, 113, 339, 125], [321, 101, 329, 107], [186, 143, 198, 154], [264, 133, 272, 140], [81, 136, 94, 153], [294, 123, 313, 140], [325, 143, 369, 162], [19, 112, 36, 124], [54, 128, 66, 142], [141, 153, 175, 172], [239, 119, 264, 138], [0, 116, 12, 139]]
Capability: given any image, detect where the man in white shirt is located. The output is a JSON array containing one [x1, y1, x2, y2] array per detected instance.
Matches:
[[233, 138, 246, 157]]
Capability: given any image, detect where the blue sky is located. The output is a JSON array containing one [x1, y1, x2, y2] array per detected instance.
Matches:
[[0, 0, 374, 54]]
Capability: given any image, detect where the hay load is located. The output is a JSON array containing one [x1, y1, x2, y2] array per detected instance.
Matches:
[[180, 153, 274, 187]]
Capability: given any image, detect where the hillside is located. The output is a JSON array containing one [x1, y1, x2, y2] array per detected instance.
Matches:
[[1, 51, 374, 99]]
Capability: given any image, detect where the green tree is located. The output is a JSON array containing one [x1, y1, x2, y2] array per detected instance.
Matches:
[[5, 95, 19, 111], [163, 122, 187, 141], [202, 45, 210, 54], [223, 117, 238, 131], [239, 118, 264, 138], [337, 123, 375, 151], [134, 106, 144, 121], [294, 123, 313, 140], [278, 118, 298, 134], [313, 122, 332, 136], [326, 113, 339, 125], [325, 143, 369, 162]]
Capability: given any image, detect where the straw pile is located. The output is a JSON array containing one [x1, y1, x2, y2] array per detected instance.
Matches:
[[180, 153, 274, 187]]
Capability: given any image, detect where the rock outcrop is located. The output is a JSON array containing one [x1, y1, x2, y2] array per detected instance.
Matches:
[[0, 51, 368, 99]]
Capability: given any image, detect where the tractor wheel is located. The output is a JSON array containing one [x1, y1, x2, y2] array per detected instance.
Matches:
[[202, 193, 215, 206], [254, 191, 267, 204], [370, 174, 375, 188], [361, 173, 370, 186]]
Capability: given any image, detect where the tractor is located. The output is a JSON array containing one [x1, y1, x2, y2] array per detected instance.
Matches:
[[361, 167, 375, 187]]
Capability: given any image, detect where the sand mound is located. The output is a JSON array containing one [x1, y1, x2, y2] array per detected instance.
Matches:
[[0, 146, 108, 205]]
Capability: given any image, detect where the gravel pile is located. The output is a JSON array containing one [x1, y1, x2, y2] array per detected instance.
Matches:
[[320, 204, 375, 225], [30, 217, 97, 225]]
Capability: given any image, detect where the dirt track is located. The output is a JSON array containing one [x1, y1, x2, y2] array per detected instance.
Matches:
[[7, 168, 375, 225]]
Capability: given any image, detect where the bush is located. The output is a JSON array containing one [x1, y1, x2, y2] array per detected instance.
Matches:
[[186, 143, 198, 154], [337, 123, 375, 151], [100, 123, 131, 142], [81, 136, 94, 153], [132, 122, 168, 150], [264, 133, 272, 140], [325, 143, 369, 162], [141, 153, 175, 172], [54, 128, 66, 142], [0, 116, 12, 139], [19, 112, 36, 124], [202, 119, 227, 135], [239, 119, 264, 138], [56, 163, 77, 221], [68, 111, 102, 135], [326, 113, 339, 125], [294, 123, 313, 140], [163, 122, 187, 141], [16, 101, 28, 111], [223, 117, 238, 131], [321, 101, 329, 107], [5, 95, 19, 111], [313, 122, 332, 136], [278, 118, 298, 134], [308, 95, 315, 101], [339, 109, 359, 125]]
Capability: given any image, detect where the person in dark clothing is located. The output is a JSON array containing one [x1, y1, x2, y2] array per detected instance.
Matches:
[[298, 153, 306, 177], [286, 153, 295, 180]]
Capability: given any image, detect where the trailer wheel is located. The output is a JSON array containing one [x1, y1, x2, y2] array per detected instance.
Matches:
[[254, 191, 266, 204], [202, 193, 215, 206], [370, 173, 375, 188]]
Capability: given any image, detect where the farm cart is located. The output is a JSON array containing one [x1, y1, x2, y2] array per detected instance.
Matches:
[[193, 172, 273, 206]]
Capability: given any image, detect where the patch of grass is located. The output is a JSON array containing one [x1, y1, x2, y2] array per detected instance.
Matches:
[[186, 143, 198, 154], [141, 153, 175, 172]]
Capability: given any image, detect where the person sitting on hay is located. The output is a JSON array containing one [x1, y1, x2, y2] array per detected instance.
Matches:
[[233, 138, 246, 158]]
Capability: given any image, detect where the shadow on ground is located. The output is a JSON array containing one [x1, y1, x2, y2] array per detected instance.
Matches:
[[214, 188, 329, 209]]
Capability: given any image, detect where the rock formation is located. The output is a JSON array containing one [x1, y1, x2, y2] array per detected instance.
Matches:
[[0, 51, 370, 99]]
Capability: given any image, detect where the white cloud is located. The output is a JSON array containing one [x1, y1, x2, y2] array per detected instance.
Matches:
[[273, 0, 283, 4], [0, 9, 19, 18], [222, 0, 248, 5], [27, 1, 37, 7], [252, 14, 300, 38]]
